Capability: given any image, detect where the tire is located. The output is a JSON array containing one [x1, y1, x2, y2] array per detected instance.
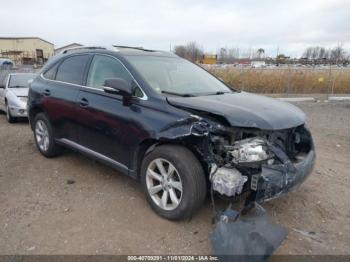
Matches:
[[33, 113, 62, 158], [141, 145, 207, 220], [6, 104, 16, 123]]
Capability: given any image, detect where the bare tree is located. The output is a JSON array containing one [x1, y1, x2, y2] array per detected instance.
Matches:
[[217, 47, 240, 63], [187, 42, 204, 62], [319, 47, 326, 59], [257, 48, 265, 59], [330, 44, 346, 63], [218, 48, 227, 63], [174, 42, 203, 62], [302, 45, 347, 64], [302, 47, 312, 59], [174, 45, 187, 59]]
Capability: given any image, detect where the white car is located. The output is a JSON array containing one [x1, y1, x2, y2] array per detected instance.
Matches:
[[0, 73, 37, 123]]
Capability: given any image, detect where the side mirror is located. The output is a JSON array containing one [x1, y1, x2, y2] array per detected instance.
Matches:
[[103, 78, 132, 98]]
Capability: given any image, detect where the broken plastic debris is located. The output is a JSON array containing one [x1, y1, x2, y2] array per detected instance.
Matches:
[[211, 203, 287, 260], [212, 167, 247, 197]]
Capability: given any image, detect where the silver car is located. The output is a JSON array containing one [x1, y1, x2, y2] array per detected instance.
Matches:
[[0, 73, 37, 123]]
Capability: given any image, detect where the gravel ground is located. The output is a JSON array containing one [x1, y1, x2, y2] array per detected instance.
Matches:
[[0, 101, 349, 255]]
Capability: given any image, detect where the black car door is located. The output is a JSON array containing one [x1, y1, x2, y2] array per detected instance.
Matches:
[[41, 54, 92, 142], [75, 54, 147, 171]]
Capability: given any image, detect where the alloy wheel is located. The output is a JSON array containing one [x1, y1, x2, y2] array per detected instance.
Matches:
[[35, 120, 50, 152], [146, 158, 183, 211]]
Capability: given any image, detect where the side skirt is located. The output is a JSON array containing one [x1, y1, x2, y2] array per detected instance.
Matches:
[[56, 138, 136, 178]]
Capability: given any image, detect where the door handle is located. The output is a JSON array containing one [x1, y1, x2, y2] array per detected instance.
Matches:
[[79, 98, 89, 107], [43, 89, 51, 96]]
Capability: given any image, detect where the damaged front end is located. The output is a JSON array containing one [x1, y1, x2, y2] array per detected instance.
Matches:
[[159, 114, 315, 204], [210, 123, 315, 203], [163, 116, 315, 256]]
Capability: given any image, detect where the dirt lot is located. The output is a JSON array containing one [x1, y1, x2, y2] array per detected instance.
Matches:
[[0, 101, 350, 255]]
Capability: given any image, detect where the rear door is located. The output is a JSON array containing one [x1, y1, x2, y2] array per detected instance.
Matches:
[[41, 54, 92, 142], [76, 54, 144, 170]]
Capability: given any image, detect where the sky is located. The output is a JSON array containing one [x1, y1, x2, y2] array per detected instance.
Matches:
[[1, 0, 349, 57]]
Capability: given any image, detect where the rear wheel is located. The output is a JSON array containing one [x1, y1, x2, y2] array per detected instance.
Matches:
[[141, 145, 207, 220], [33, 113, 62, 157], [6, 104, 16, 123]]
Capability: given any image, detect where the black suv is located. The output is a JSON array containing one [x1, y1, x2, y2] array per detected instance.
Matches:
[[28, 46, 315, 220]]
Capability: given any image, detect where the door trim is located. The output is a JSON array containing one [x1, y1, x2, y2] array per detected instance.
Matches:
[[56, 138, 129, 173]]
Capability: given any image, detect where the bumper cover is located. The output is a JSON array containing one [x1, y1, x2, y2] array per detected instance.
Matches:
[[255, 149, 316, 202], [9, 106, 27, 117]]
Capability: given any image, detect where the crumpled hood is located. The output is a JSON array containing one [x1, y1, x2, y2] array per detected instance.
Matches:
[[167, 92, 306, 130], [9, 88, 29, 97]]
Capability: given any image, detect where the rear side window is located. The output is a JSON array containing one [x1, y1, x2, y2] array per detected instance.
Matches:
[[56, 55, 90, 85], [43, 63, 59, 80], [86, 55, 133, 89]]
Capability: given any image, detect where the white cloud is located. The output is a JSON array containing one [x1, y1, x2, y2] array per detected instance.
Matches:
[[0, 0, 349, 56]]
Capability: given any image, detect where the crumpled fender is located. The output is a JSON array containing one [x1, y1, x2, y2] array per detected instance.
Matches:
[[154, 115, 226, 164]]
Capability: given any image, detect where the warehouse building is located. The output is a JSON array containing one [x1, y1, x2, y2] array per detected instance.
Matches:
[[54, 43, 83, 55], [0, 37, 54, 65]]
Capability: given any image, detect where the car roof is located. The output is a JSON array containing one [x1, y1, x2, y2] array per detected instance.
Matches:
[[8, 73, 37, 76], [59, 46, 178, 58], [41, 46, 179, 74]]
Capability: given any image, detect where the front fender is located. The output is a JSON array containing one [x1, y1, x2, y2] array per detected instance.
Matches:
[[6, 90, 25, 108]]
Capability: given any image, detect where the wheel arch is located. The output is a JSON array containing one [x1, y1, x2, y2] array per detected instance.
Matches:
[[28, 105, 46, 130], [134, 137, 210, 183]]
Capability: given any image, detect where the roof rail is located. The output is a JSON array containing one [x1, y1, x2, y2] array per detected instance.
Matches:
[[62, 46, 111, 54], [113, 45, 156, 52]]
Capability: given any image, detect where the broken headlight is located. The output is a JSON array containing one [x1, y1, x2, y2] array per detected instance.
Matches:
[[230, 137, 271, 163]]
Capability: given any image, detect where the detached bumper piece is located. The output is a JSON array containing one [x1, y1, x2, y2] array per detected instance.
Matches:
[[211, 203, 287, 260], [254, 149, 315, 202]]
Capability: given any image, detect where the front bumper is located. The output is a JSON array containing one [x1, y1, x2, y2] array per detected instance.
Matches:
[[8, 106, 27, 117], [254, 149, 316, 202]]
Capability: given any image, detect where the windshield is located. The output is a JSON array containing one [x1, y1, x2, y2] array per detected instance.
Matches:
[[9, 74, 36, 88], [126, 56, 233, 96]]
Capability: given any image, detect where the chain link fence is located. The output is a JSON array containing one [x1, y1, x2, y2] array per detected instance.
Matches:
[[206, 65, 350, 97]]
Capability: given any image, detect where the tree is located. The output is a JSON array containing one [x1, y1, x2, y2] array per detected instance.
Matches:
[[217, 47, 240, 63], [257, 48, 265, 59], [302, 45, 347, 63], [174, 42, 203, 62], [174, 45, 187, 59], [330, 44, 346, 62], [186, 42, 203, 62], [276, 54, 289, 64]]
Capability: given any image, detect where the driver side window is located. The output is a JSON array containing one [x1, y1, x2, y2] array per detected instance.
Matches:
[[86, 55, 131, 88], [86, 55, 144, 98]]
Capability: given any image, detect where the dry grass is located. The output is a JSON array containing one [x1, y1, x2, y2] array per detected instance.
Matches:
[[208, 67, 350, 94]]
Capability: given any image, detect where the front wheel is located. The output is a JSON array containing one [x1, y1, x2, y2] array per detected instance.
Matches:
[[6, 104, 16, 123], [141, 145, 207, 220], [33, 113, 62, 157]]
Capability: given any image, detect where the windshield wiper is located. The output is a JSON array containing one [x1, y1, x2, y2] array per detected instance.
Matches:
[[205, 91, 232, 96], [161, 90, 195, 97]]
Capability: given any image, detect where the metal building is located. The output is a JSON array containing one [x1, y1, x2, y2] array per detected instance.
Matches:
[[0, 37, 54, 65]]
